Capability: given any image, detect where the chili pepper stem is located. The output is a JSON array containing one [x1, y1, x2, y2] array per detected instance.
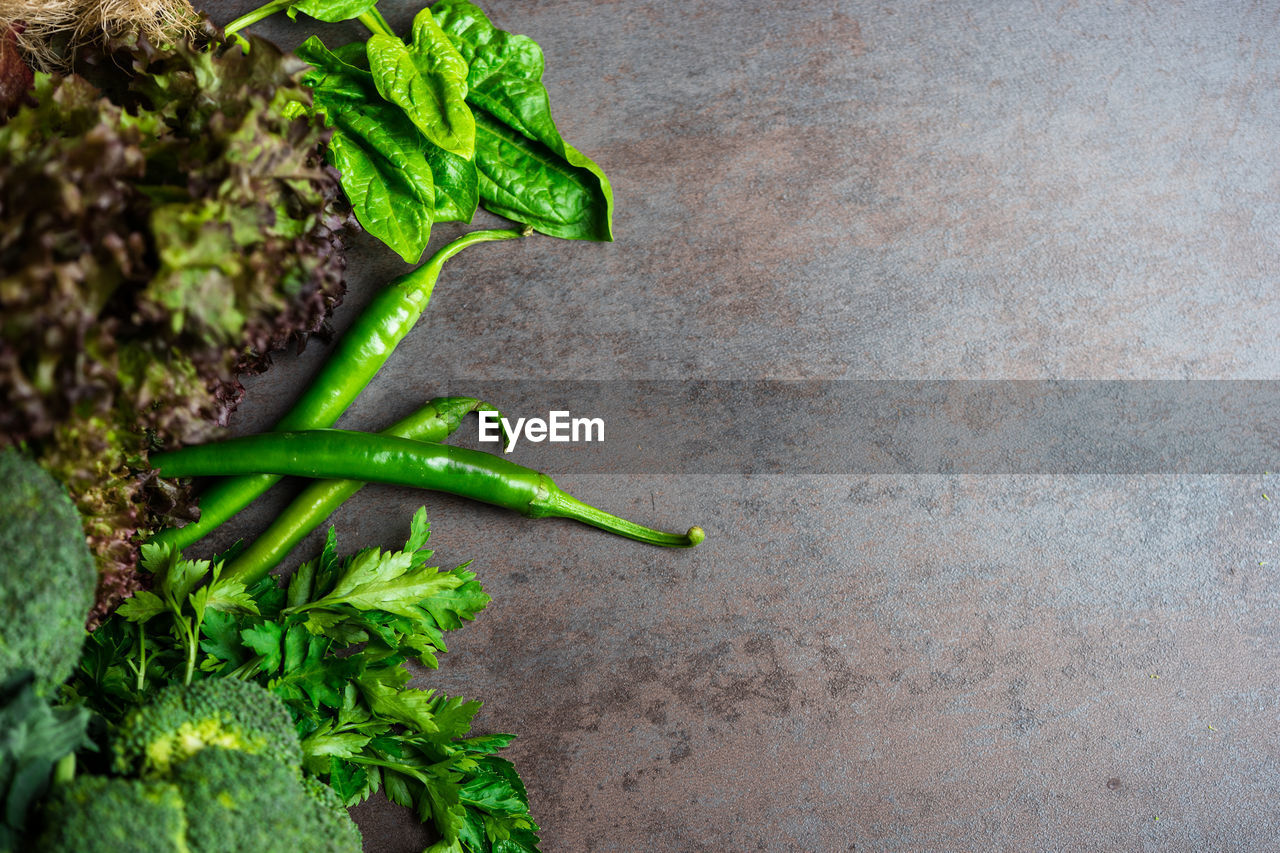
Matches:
[[540, 489, 705, 548]]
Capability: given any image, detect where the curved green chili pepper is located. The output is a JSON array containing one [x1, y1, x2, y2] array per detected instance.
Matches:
[[221, 397, 504, 584], [148, 228, 523, 553], [150, 430, 705, 549]]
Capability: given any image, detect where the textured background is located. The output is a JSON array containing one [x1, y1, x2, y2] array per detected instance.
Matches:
[[200, 1, 1280, 850]]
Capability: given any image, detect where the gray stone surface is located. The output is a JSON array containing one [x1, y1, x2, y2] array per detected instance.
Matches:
[[200, 1, 1280, 849]]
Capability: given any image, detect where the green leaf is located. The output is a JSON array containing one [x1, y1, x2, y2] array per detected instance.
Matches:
[[149, 547, 209, 606], [459, 809, 487, 852], [287, 553, 319, 609], [330, 113, 436, 264], [366, 8, 474, 159], [358, 672, 441, 733], [287, 0, 378, 23], [0, 674, 92, 845], [460, 757, 529, 817], [240, 621, 285, 675], [419, 764, 467, 845], [297, 36, 437, 263], [301, 544, 489, 633], [198, 609, 255, 672], [494, 828, 542, 853], [138, 542, 172, 577], [322, 547, 416, 604], [202, 569, 260, 614], [428, 840, 465, 853], [406, 505, 432, 554], [426, 126, 480, 223], [271, 625, 348, 710], [420, 573, 490, 631], [116, 590, 166, 623], [432, 694, 482, 742], [457, 733, 517, 755], [432, 0, 614, 240], [383, 769, 415, 807], [300, 724, 372, 776], [246, 576, 288, 619], [327, 757, 373, 805]]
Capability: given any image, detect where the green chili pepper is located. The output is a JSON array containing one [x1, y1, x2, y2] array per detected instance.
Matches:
[[148, 228, 523, 553], [150, 430, 705, 550], [221, 397, 504, 584]]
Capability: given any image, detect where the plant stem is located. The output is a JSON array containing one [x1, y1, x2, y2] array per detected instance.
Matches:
[[546, 490, 706, 548], [358, 8, 397, 37], [136, 623, 147, 693], [224, 0, 292, 36], [182, 613, 202, 686], [52, 754, 76, 787]]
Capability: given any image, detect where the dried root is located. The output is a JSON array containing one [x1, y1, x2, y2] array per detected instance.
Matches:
[[0, 0, 199, 69]]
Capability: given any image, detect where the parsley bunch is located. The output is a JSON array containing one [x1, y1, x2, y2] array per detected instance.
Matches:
[[69, 508, 539, 853]]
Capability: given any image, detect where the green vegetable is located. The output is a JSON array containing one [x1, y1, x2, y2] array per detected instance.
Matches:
[[34, 751, 362, 853], [73, 510, 540, 852], [33, 775, 189, 853], [302, 775, 366, 852], [148, 228, 523, 554], [0, 450, 96, 692], [170, 747, 359, 853], [294, 19, 483, 260], [230, 0, 612, 252], [224, 0, 378, 32], [432, 0, 615, 241], [0, 673, 92, 852], [367, 8, 474, 159], [296, 33, 445, 262], [0, 452, 95, 849], [113, 542, 261, 686], [49, 681, 359, 850], [224, 396, 504, 584], [0, 34, 348, 619], [151, 430, 706, 549], [110, 679, 301, 776]]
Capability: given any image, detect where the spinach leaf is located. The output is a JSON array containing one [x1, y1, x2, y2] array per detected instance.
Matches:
[[297, 34, 480, 261], [431, 0, 614, 241], [298, 36, 438, 263], [427, 146, 480, 223], [365, 9, 475, 159], [328, 114, 436, 264], [287, 0, 378, 23]]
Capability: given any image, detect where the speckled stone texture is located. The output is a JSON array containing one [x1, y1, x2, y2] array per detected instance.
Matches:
[[199, 1, 1280, 850]]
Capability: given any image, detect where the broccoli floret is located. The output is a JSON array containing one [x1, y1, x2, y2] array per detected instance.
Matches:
[[301, 775, 364, 852], [31, 754, 362, 853], [0, 450, 97, 693], [112, 679, 301, 776], [34, 775, 189, 853], [171, 748, 361, 853]]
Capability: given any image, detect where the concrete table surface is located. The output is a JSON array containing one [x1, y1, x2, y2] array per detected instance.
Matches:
[[200, 1, 1280, 850]]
